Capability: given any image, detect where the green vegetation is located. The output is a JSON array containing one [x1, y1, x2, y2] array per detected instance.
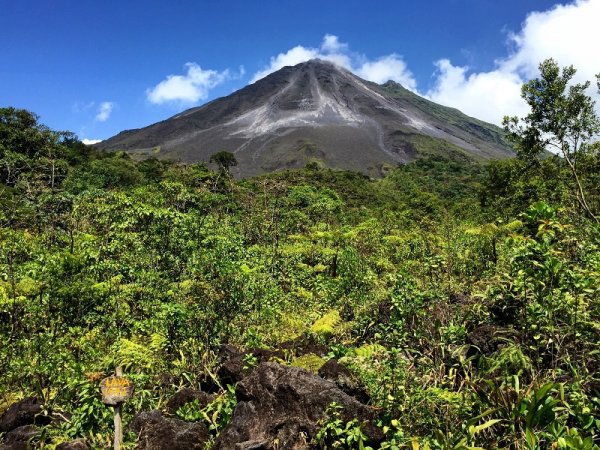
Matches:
[[379, 81, 509, 150], [209, 150, 238, 175], [1, 60, 599, 449]]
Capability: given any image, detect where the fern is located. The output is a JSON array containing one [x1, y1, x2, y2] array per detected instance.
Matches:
[[483, 344, 532, 378], [113, 333, 167, 372], [354, 343, 386, 359], [311, 310, 342, 336]]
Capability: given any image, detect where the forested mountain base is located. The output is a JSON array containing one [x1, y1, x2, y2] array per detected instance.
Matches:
[[1, 62, 600, 449]]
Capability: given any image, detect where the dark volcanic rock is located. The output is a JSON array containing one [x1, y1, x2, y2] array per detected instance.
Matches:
[[217, 345, 285, 386], [97, 59, 513, 178], [318, 359, 370, 404], [0, 398, 49, 433], [584, 380, 600, 396], [219, 344, 242, 360], [217, 354, 248, 386], [467, 325, 519, 356], [280, 334, 329, 357], [165, 388, 214, 415], [129, 410, 209, 450], [55, 439, 90, 450], [448, 292, 471, 305], [251, 348, 285, 363], [214, 362, 383, 450], [0, 425, 39, 450]]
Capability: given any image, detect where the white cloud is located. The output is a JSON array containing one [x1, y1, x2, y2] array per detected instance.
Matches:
[[82, 138, 102, 145], [250, 34, 417, 90], [95, 101, 114, 122], [427, 0, 600, 124], [502, 0, 600, 80], [143, 1, 600, 123], [426, 60, 528, 124], [356, 55, 417, 91], [321, 34, 348, 54], [147, 63, 232, 105], [251, 46, 321, 83]]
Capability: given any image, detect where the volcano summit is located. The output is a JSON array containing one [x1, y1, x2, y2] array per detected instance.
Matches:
[[97, 59, 513, 177]]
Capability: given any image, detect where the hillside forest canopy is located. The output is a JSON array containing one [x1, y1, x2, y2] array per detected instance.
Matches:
[[1, 59, 600, 449]]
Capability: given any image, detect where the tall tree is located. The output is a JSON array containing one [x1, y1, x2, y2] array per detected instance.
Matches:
[[209, 150, 237, 175], [503, 59, 600, 222]]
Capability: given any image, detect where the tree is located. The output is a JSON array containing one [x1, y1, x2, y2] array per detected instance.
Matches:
[[503, 59, 600, 222], [0, 107, 83, 191], [209, 150, 237, 175]]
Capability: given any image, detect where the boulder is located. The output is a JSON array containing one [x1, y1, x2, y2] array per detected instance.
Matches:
[[318, 359, 370, 404], [165, 388, 214, 415], [217, 353, 248, 386], [448, 292, 471, 305], [467, 325, 519, 356], [129, 410, 209, 450], [55, 439, 90, 450], [216, 345, 285, 386], [214, 362, 383, 450], [0, 398, 50, 433], [219, 344, 242, 361], [279, 335, 329, 357], [251, 348, 285, 363], [0, 425, 39, 450]]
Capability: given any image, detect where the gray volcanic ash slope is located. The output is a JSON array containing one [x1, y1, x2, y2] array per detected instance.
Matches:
[[97, 59, 513, 177]]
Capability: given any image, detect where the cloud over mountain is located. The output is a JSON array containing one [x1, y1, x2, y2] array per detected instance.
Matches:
[[250, 34, 417, 91], [82, 138, 102, 145], [427, 0, 600, 124], [144, 1, 599, 125]]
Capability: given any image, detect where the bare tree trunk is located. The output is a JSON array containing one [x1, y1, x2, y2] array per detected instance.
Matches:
[[563, 151, 598, 222]]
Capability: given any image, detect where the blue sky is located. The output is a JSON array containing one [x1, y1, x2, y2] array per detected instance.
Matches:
[[1, 0, 598, 143]]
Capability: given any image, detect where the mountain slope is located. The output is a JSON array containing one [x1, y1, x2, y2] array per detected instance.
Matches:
[[97, 59, 513, 177]]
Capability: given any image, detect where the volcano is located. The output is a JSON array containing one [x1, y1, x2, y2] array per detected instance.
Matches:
[[97, 59, 513, 177]]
